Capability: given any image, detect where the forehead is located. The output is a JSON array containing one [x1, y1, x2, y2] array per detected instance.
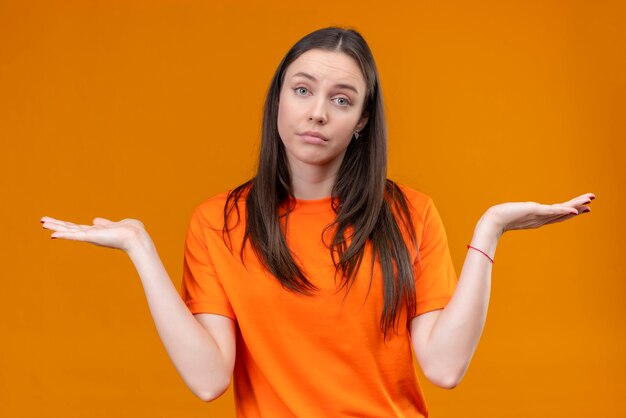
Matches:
[[284, 49, 366, 91]]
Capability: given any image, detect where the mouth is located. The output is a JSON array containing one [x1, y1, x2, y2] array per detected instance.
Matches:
[[298, 131, 328, 141]]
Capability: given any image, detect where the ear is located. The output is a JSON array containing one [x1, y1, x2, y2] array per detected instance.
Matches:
[[355, 111, 369, 132]]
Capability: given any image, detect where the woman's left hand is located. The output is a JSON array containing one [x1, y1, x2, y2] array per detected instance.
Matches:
[[484, 192, 595, 237]]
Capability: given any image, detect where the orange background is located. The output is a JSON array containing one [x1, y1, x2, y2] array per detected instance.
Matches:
[[1, 1, 624, 417]]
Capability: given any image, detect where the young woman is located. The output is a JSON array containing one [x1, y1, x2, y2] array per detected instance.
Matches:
[[41, 27, 594, 417]]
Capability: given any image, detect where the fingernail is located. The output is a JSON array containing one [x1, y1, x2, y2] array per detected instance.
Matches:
[[582, 209, 590, 213]]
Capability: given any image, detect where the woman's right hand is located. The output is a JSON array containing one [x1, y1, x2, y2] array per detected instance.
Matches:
[[41, 216, 149, 253]]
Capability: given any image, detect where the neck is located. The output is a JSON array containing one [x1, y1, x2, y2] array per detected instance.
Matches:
[[287, 159, 342, 200]]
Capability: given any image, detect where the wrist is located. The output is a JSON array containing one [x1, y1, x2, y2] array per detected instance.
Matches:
[[469, 212, 502, 261], [125, 229, 156, 259], [477, 209, 505, 240]]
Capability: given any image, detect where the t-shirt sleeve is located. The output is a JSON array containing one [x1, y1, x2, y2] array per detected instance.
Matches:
[[179, 207, 236, 320], [412, 197, 458, 316]]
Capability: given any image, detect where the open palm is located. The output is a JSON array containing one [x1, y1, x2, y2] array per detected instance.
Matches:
[[41, 216, 146, 253], [486, 192, 595, 235]]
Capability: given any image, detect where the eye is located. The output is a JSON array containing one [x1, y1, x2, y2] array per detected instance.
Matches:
[[334, 97, 351, 107], [294, 87, 309, 96]]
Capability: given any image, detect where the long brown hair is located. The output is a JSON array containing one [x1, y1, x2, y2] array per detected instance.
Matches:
[[224, 27, 418, 336]]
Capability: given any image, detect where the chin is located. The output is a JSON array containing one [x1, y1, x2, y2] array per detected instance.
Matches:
[[290, 152, 339, 168], [300, 156, 335, 166]]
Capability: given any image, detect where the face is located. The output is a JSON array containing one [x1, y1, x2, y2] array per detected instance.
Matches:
[[277, 49, 369, 174]]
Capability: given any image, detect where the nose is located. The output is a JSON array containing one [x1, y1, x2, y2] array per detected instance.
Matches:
[[308, 97, 327, 125]]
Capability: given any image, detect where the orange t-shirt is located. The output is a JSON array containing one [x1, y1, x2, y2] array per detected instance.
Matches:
[[179, 185, 458, 417]]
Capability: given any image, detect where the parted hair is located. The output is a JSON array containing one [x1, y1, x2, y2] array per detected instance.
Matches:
[[224, 27, 418, 337]]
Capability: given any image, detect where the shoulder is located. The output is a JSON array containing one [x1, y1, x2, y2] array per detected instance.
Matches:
[[388, 181, 435, 226], [191, 192, 231, 229], [190, 180, 253, 228], [394, 183, 433, 207], [190, 184, 250, 230]]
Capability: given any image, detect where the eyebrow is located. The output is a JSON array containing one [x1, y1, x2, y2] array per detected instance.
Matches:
[[291, 71, 360, 95]]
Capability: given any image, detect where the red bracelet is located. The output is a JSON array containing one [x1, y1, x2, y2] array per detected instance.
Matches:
[[466, 244, 494, 264]]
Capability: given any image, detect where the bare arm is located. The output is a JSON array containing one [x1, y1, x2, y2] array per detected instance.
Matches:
[[409, 192, 595, 389], [41, 216, 235, 401]]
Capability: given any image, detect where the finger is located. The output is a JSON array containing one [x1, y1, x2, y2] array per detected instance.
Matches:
[[41, 216, 98, 229], [93, 217, 113, 226], [542, 212, 580, 225], [555, 203, 591, 214], [42, 219, 90, 233], [546, 204, 580, 216], [545, 205, 592, 224], [41, 218, 64, 227], [50, 230, 89, 241], [559, 193, 596, 207], [41, 218, 79, 228], [42, 221, 74, 232]]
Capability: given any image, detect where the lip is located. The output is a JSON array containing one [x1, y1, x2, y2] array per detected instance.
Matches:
[[298, 131, 328, 142]]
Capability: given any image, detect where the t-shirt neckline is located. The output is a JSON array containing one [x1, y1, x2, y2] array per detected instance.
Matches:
[[283, 196, 336, 214]]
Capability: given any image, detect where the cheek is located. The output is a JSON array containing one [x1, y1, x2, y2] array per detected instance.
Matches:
[[277, 93, 293, 134], [337, 115, 360, 136], [277, 104, 288, 141]]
